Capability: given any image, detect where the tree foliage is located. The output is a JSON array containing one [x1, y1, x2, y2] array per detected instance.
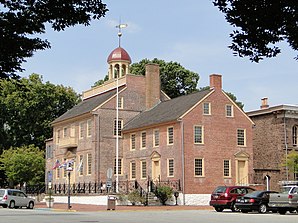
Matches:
[[284, 150, 298, 176], [213, 0, 298, 62], [0, 0, 108, 78], [130, 58, 200, 98], [0, 145, 45, 186], [154, 185, 173, 205], [0, 74, 80, 152]]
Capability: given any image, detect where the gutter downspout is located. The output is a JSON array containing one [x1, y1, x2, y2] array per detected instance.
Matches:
[[283, 111, 289, 181], [178, 119, 185, 205]]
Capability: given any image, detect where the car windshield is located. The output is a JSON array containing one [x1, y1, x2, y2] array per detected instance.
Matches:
[[244, 191, 263, 198], [213, 186, 226, 194]]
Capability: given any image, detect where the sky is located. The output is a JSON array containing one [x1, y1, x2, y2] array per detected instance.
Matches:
[[19, 1, 297, 112]]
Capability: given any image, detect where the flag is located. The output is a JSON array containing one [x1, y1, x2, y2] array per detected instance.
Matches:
[[52, 160, 60, 170]]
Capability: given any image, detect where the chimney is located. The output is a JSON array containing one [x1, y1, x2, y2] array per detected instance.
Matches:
[[145, 63, 160, 110], [260, 97, 269, 109], [210, 74, 222, 89]]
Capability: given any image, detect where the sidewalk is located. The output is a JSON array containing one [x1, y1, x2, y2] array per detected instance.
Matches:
[[35, 202, 213, 212]]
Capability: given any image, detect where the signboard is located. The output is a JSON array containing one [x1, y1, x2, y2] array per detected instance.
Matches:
[[106, 179, 112, 188], [107, 168, 113, 179]]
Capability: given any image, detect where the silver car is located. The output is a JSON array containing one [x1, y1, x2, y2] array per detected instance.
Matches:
[[0, 189, 35, 209]]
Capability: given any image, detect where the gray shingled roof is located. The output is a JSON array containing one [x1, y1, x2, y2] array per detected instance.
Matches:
[[123, 89, 212, 131], [52, 89, 118, 124]]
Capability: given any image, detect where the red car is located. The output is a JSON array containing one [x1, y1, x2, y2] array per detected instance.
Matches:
[[209, 186, 255, 212]]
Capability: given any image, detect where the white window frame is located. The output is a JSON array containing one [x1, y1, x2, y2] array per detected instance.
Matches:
[[203, 102, 211, 115], [237, 129, 246, 146], [87, 153, 92, 175], [153, 129, 160, 147], [63, 127, 67, 138], [114, 119, 123, 137], [223, 159, 231, 177], [226, 104, 234, 117], [87, 119, 92, 137], [141, 131, 146, 149], [167, 159, 174, 177], [130, 133, 136, 150], [117, 96, 123, 109], [79, 155, 84, 176], [293, 126, 298, 146], [114, 158, 123, 175], [194, 158, 204, 177], [130, 161, 136, 180], [79, 122, 84, 139], [194, 125, 204, 144], [167, 126, 174, 145], [140, 160, 147, 179]]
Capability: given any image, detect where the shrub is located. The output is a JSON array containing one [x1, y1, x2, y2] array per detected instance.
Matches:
[[127, 190, 145, 205], [155, 185, 173, 205]]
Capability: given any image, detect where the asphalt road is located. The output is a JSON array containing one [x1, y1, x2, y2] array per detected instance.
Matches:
[[0, 208, 297, 223]]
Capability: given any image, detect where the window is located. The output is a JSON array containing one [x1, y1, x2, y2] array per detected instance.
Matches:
[[113, 119, 123, 136], [87, 119, 92, 137], [130, 134, 136, 150], [118, 97, 123, 109], [141, 160, 147, 179], [141, 131, 146, 149], [56, 167, 60, 179], [194, 125, 204, 144], [46, 145, 53, 159], [114, 158, 122, 175], [223, 160, 231, 177], [167, 127, 174, 145], [130, 161, 136, 179], [79, 122, 84, 138], [293, 126, 297, 146], [168, 159, 174, 177], [203, 102, 211, 115], [79, 155, 84, 176], [87, 153, 92, 175], [63, 158, 67, 178], [63, 127, 67, 138], [226, 104, 233, 117], [237, 129, 246, 146], [194, 158, 204, 177], [153, 129, 159, 147], [57, 129, 60, 143]]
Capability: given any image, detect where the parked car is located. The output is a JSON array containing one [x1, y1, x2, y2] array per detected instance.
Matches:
[[235, 190, 278, 213], [209, 186, 255, 212], [268, 185, 298, 215], [0, 189, 35, 209]]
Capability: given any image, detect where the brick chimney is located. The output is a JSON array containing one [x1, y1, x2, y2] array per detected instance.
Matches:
[[145, 63, 160, 110], [210, 74, 222, 89], [260, 97, 269, 109]]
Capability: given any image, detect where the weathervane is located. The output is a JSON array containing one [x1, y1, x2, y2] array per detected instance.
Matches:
[[116, 22, 128, 47]]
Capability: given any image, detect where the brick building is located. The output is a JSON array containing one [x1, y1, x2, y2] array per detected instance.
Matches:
[[45, 45, 255, 205], [247, 98, 298, 191]]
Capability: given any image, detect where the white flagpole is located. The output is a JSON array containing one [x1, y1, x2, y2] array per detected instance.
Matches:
[[116, 76, 119, 193]]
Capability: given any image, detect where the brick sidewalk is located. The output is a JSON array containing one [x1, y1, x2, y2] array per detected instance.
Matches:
[[35, 202, 212, 212]]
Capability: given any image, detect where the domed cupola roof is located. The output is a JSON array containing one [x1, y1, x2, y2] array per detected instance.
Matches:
[[107, 47, 131, 64]]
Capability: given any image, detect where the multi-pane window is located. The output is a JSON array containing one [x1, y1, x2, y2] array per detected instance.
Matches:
[[63, 158, 67, 178], [79, 155, 84, 176], [223, 160, 231, 177], [63, 127, 67, 138], [114, 158, 122, 175], [203, 102, 211, 115], [194, 125, 203, 144], [153, 129, 159, 147], [118, 97, 123, 109], [113, 119, 123, 136], [46, 145, 53, 159], [87, 119, 92, 137], [79, 122, 84, 138], [141, 131, 146, 148], [141, 160, 147, 179], [168, 159, 174, 177], [130, 134, 136, 150], [167, 127, 174, 145], [226, 104, 233, 117], [293, 126, 297, 146], [57, 129, 60, 143], [87, 153, 92, 175], [130, 161, 136, 179], [194, 158, 204, 177], [56, 167, 60, 179], [237, 129, 246, 146]]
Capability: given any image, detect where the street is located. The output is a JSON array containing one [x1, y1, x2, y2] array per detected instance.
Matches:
[[0, 208, 297, 223]]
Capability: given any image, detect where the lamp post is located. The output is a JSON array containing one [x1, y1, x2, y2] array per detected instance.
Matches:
[[67, 171, 71, 210]]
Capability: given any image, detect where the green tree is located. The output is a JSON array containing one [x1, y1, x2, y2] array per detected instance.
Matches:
[[213, 1, 297, 62], [130, 58, 200, 98], [284, 151, 298, 178], [154, 185, 173, 205], [0, 145, 45, 186], [0, 0, 108, 78], [0, 74, 80, 152]]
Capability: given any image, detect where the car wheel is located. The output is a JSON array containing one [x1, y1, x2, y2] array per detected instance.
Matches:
[[278, 209, 287, 215], [9, 201, 15, 209], [2, 204, 7, 208], [215, 207, 223, 212], [231, 202, 240, 212], [258, 204, 267, 213], [27, 201, 34, 209]]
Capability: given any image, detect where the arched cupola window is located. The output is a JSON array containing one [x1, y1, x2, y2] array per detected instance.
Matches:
[[114, 64, 120, 78]]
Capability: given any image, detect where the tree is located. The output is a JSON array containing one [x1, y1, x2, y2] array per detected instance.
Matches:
[[154, 185, 173, 205], [284, 150, 298, 178], [0, 74, 80, 152], [0, 0, 108, 78], [0, 145, 45, 186], [213, 1, 298, 62], [130, 58, 200, 98]]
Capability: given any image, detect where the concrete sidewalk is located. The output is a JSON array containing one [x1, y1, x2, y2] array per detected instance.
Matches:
[[35, 202, 213, 212]]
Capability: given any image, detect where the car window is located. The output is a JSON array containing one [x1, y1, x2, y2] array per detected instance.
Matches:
[[247, 188, 255, 193], [19, 192, 26, 197], [0, 190, 5, 196], [214, 186, 226, 194], [281, 187, 292, 194], [8, 190, 13, 195], [230, 189, 238, 194], [291, 187, 298, 194]]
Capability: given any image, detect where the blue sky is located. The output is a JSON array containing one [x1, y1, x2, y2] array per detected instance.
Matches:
[[20, 1, 297, 112]]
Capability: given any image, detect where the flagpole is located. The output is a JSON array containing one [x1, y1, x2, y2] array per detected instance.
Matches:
[[116, 76, 119, 193]]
